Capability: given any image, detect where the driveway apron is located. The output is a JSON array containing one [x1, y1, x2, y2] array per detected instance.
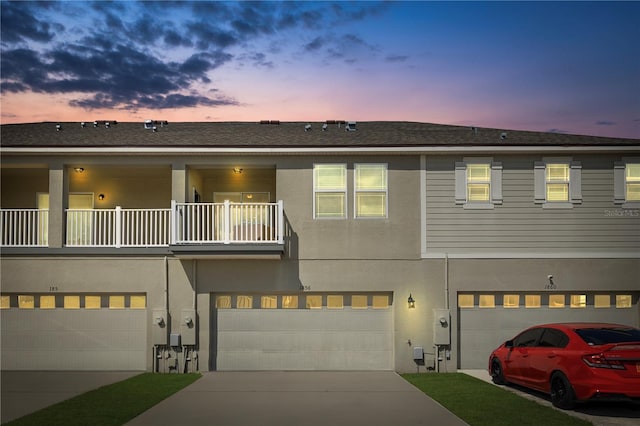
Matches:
[[126, 371, 468, 426]]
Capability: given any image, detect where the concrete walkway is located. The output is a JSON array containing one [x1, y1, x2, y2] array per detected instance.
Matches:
[[126, 371, 468, 426]]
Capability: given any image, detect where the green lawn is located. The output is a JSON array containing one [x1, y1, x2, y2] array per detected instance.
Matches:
[[5, 373, 201, 426], [402, 373, 591, 426]]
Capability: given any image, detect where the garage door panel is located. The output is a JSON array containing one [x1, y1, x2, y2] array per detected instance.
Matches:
[[1, 310, 146, 370], [216, 307, 393, 370]]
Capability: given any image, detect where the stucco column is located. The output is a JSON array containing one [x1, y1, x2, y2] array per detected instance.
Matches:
[[48, 161, 68, 248], [171, 161, 187, 203]]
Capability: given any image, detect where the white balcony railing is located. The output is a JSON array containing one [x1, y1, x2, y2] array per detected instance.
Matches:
[[0, 209, 49, 246], [1, 201, 284, 248]]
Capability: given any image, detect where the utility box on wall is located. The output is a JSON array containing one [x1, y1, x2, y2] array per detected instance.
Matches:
[[433, 309, 451, 345], [152, 309, 168, 345], [180, 309, 196, 345]]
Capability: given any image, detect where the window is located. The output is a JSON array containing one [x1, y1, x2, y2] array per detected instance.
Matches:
[[455, 159, 502, 208], [314, 164, 346, 218], [458, 294, 474, 308], [282, 295, 298, 309], [130, 295, 146, 309], [306, 295, 322, 309], [18, 295, 34, 309], [513, 328, 543, 347], [372, 295, 389, 309], [534, 158, 581, 207], [352, 295, 368, 309], [64, 295, 80, 309], [1, 295, 10, 309], [549, 294, 565, 308], [570, 294, 586, 308], [40, 295, 56, 309], [261, 296, 277, 309], [355, 164, 387, 218], [538, 329, 569, 348], [525, 294, 541, 308], [216, 295, 231, 309], [594, 294, 611, 308], [109, 295, 125, 309], [327, 295, 344, 309], [616, 294, 632, 308], [503, 294, 520, 308], [85, 295, 102, 309], [479, 295, 495, 308], [237, 295, 253, 309], [614, 161, 640, 206]]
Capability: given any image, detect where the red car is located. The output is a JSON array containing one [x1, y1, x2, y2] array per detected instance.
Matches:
[[488, 322, 640, 409]]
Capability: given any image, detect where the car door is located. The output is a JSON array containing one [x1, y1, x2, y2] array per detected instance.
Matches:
[[525, 328, 569, 391], [508, 327, 544, 384]]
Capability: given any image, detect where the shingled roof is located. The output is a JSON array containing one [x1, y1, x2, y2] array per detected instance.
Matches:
[[1, 121, 638, 148]]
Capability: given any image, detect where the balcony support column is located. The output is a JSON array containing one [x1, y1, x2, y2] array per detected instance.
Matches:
[[48, 161, 67, 248], [171, 161, 187, 203]]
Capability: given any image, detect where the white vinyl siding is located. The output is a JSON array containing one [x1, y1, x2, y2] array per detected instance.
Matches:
[[426, 155, 639, 255]]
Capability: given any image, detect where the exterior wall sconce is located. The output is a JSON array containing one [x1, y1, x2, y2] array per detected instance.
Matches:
[[98, 194, 105, 200], [408, 293, 416, 309], [233, 167, 243, 174], [74, 167, 84, 173], [154, 316, 165, 326]]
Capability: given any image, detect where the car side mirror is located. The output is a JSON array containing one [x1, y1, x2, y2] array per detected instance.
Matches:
[[504, 340, 514, 348]]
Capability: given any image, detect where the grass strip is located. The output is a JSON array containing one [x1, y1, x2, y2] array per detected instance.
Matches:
[[402, 373, 591, 426], [6, 373, 201, 426]]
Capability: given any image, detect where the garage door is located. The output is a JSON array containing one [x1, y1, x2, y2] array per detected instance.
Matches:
[[213, 293, 394, 370], [458, 292, 639, 369], [1, 296, 147, 371]]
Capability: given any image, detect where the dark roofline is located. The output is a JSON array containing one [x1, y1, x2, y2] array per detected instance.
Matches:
[[1, 121, 638, 149]]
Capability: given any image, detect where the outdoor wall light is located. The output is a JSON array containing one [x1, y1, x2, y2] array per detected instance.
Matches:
[[233, 167, 243, 174], [154, 316, 165, 326], [74, 167, 84, 173], [98, 194, 105, 200], [408, 293, 416, 309]]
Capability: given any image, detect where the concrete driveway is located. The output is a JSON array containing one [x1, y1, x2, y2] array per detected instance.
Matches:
[[1, 371, 139, 423], [126, 371, 468, 426]]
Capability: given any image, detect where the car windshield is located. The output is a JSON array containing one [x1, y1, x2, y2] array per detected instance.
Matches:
[[575, 327, 640, 345]]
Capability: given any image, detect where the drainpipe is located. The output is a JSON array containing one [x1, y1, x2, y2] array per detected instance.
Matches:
[[445, 253, 449, 310]]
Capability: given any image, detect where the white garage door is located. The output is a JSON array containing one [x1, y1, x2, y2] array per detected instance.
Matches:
[[1, 309, 147, 370], [458, 292, 639, 369], [214, 294, 394, 370]]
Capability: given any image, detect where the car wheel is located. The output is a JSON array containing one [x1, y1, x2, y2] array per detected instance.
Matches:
[[550, 372, 576, 409], [490, 358, 507, 385]]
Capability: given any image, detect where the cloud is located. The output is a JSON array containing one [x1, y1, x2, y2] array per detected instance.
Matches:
[[595, 120, 616, 126], [386, 55, 409, 63], [0, 2, 63, 43], [547, 128, 569, 134]]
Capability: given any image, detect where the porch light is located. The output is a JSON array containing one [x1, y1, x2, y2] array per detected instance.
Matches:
[[74, 167, 84, 173], [233, 167, 243, 174], [98, 194, 105, 200], [408, 294, 416, 309]]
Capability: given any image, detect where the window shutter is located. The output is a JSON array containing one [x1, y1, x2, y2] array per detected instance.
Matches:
[[491, 162, 503, 205], [455, 162, 466, 204], [569, 161, 582, 204], [534, 162, 546, 203], [613, 162, 625, 204]]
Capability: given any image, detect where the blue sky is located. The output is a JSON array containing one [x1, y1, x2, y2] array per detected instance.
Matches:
[[1, 1, 638, 138]]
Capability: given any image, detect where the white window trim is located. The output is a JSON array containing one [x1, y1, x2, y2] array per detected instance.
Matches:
[[313, 163, 347, 219], [455, 157, 502, 209], [534, 157, 581, 209], [354, 163, 388, 219], [614, 158, 640, 208]]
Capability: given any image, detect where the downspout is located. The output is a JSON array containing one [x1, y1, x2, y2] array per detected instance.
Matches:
[[445, 253, 449, 310]]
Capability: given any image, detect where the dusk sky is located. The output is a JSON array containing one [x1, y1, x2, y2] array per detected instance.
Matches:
[[1, 1, 639, 139]]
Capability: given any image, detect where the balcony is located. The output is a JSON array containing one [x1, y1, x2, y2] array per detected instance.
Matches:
[[1, 201, 284, 254]]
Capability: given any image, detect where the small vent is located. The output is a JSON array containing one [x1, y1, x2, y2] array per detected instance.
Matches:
[[500, 132, 507, 140], [94, 120, 118, 126], [56, 123, 62, 132], [144, 120, 168, 130], [345, 121, 357, 132], [304, 124, 312, 132], [322, 123, 328, 131], [260, 120, 280, 125]]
